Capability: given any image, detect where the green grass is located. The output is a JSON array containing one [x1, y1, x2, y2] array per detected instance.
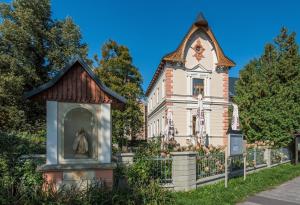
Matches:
[[173, 163, 300, 205]]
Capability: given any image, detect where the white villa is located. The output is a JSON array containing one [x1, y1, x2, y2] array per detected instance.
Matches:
[[146, 14, 236, 146]]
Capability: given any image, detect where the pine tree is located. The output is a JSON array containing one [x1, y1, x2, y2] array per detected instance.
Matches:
[[94, 40, 144, 147], [0, 0, 89, 132], [235, 28, 300, 146]]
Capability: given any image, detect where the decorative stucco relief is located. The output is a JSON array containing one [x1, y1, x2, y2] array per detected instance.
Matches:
[[192, 39, 205, 61]]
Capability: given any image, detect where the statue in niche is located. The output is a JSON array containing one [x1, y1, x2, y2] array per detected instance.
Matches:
[[73, 128, 89, 158]]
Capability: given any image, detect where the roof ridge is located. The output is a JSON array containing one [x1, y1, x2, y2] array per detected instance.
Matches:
[[24, 56, 127, 103]]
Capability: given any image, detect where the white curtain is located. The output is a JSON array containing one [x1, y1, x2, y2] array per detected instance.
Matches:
[[164, 109, 174, 142], [196, 94, 206, 144], [231, 103, 240, 130]]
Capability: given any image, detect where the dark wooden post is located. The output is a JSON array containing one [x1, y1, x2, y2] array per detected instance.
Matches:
[[295, 134, 300, 165]]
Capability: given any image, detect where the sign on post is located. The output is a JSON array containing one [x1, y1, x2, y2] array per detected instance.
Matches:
[[225, 132, 246, 188], [228, 133, 244, 156]]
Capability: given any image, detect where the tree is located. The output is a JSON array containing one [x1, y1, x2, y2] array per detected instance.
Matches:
[[235, 28, 300, 146], [0, 0, 89, 132], [94, 40, 144, 147]]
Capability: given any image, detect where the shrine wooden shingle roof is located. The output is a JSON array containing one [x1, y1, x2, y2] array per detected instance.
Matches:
[[24, 57, 127, 104]]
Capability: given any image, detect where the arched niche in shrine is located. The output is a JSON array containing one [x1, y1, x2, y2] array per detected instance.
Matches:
[[62, 107, 98, 160]]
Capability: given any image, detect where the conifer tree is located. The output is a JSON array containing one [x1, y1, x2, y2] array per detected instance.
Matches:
[[235, 28, 300, 146]]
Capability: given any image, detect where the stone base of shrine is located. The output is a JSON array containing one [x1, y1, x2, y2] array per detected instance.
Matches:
[[39, 163, 116, 190]]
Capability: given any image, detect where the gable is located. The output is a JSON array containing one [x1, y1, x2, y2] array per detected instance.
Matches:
[[146, 13, 235, 96], [183, 29, 217, 70], [25, 58, 126, 105]]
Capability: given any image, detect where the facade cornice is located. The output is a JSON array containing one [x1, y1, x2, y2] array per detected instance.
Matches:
[[147, 99, 166, 119], [148, 95, 230, 119]]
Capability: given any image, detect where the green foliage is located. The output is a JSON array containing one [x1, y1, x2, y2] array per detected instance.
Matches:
[[94, 40, 144, 147], [174, 163, 300, 205], [0, 0, 90, 132], [126, 140, 161, 185], [0, 131, 46, 204], [117, 140, 174, 205], [0, 132, 172, 204], [235, 28, 300, 146]]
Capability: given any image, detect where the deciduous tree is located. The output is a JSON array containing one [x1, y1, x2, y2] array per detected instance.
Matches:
[[0, 0, 89, 132], [94, 40, 144, 148]]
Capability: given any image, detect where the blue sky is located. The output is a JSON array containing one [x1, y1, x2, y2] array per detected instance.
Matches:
[[5, 0, 300, 91]]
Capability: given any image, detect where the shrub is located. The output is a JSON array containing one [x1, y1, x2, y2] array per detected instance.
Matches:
[[0, 132, 173, 204], [117, 139, 175, 205]]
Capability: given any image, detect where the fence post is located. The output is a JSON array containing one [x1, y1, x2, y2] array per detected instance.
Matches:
[[171, 152, 197, 191], [280, 148, 283, 163], [254, 147, 257, 167], [264, 148, 271, 167], [116, 152, 135, 165]]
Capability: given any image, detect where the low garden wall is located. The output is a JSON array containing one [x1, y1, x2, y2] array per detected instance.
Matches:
[[117, 147, 291, 191]]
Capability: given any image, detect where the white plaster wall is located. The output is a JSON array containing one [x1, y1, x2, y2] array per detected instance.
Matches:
[[210, 70, 224, 98], [147, 106, 166, 138], [184, 29, 216, 70], [172, 104, 188, 138], [56, 102, 111, 164], [146, 28, 229, 147], [46, 101, 58, 165], [209, 105, 224, 146], [99, 103, 111, 163], [147, 68, 166, 113], [173, 68, 187, 95]]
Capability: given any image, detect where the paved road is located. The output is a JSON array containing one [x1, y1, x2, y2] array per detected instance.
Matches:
[[239, 176, 300, 205]]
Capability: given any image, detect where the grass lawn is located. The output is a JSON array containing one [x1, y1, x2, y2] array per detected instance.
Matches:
[[173, 163, 300, 205]]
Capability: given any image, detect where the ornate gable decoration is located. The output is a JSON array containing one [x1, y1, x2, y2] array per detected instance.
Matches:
[[146, 13, 236, 96], [163, 13, 235, 67], [192, 39, 205, 61]]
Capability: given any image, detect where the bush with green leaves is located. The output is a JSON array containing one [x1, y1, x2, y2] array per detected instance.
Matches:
[[0, 132, 173, 204], [116, 139, 174, 205]]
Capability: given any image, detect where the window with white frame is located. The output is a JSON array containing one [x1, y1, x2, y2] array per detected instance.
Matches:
[[192, 78, 204, 96]]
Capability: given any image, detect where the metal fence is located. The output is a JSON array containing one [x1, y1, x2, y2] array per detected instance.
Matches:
[[117, 146, 291, 187], [149, 157, 173, 184], [229, 154, 244, 172], [196, 153, 225, 179], [196, 148, 267, 180], [271, 147, 291, 165], [247, 148, 266, 167]]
